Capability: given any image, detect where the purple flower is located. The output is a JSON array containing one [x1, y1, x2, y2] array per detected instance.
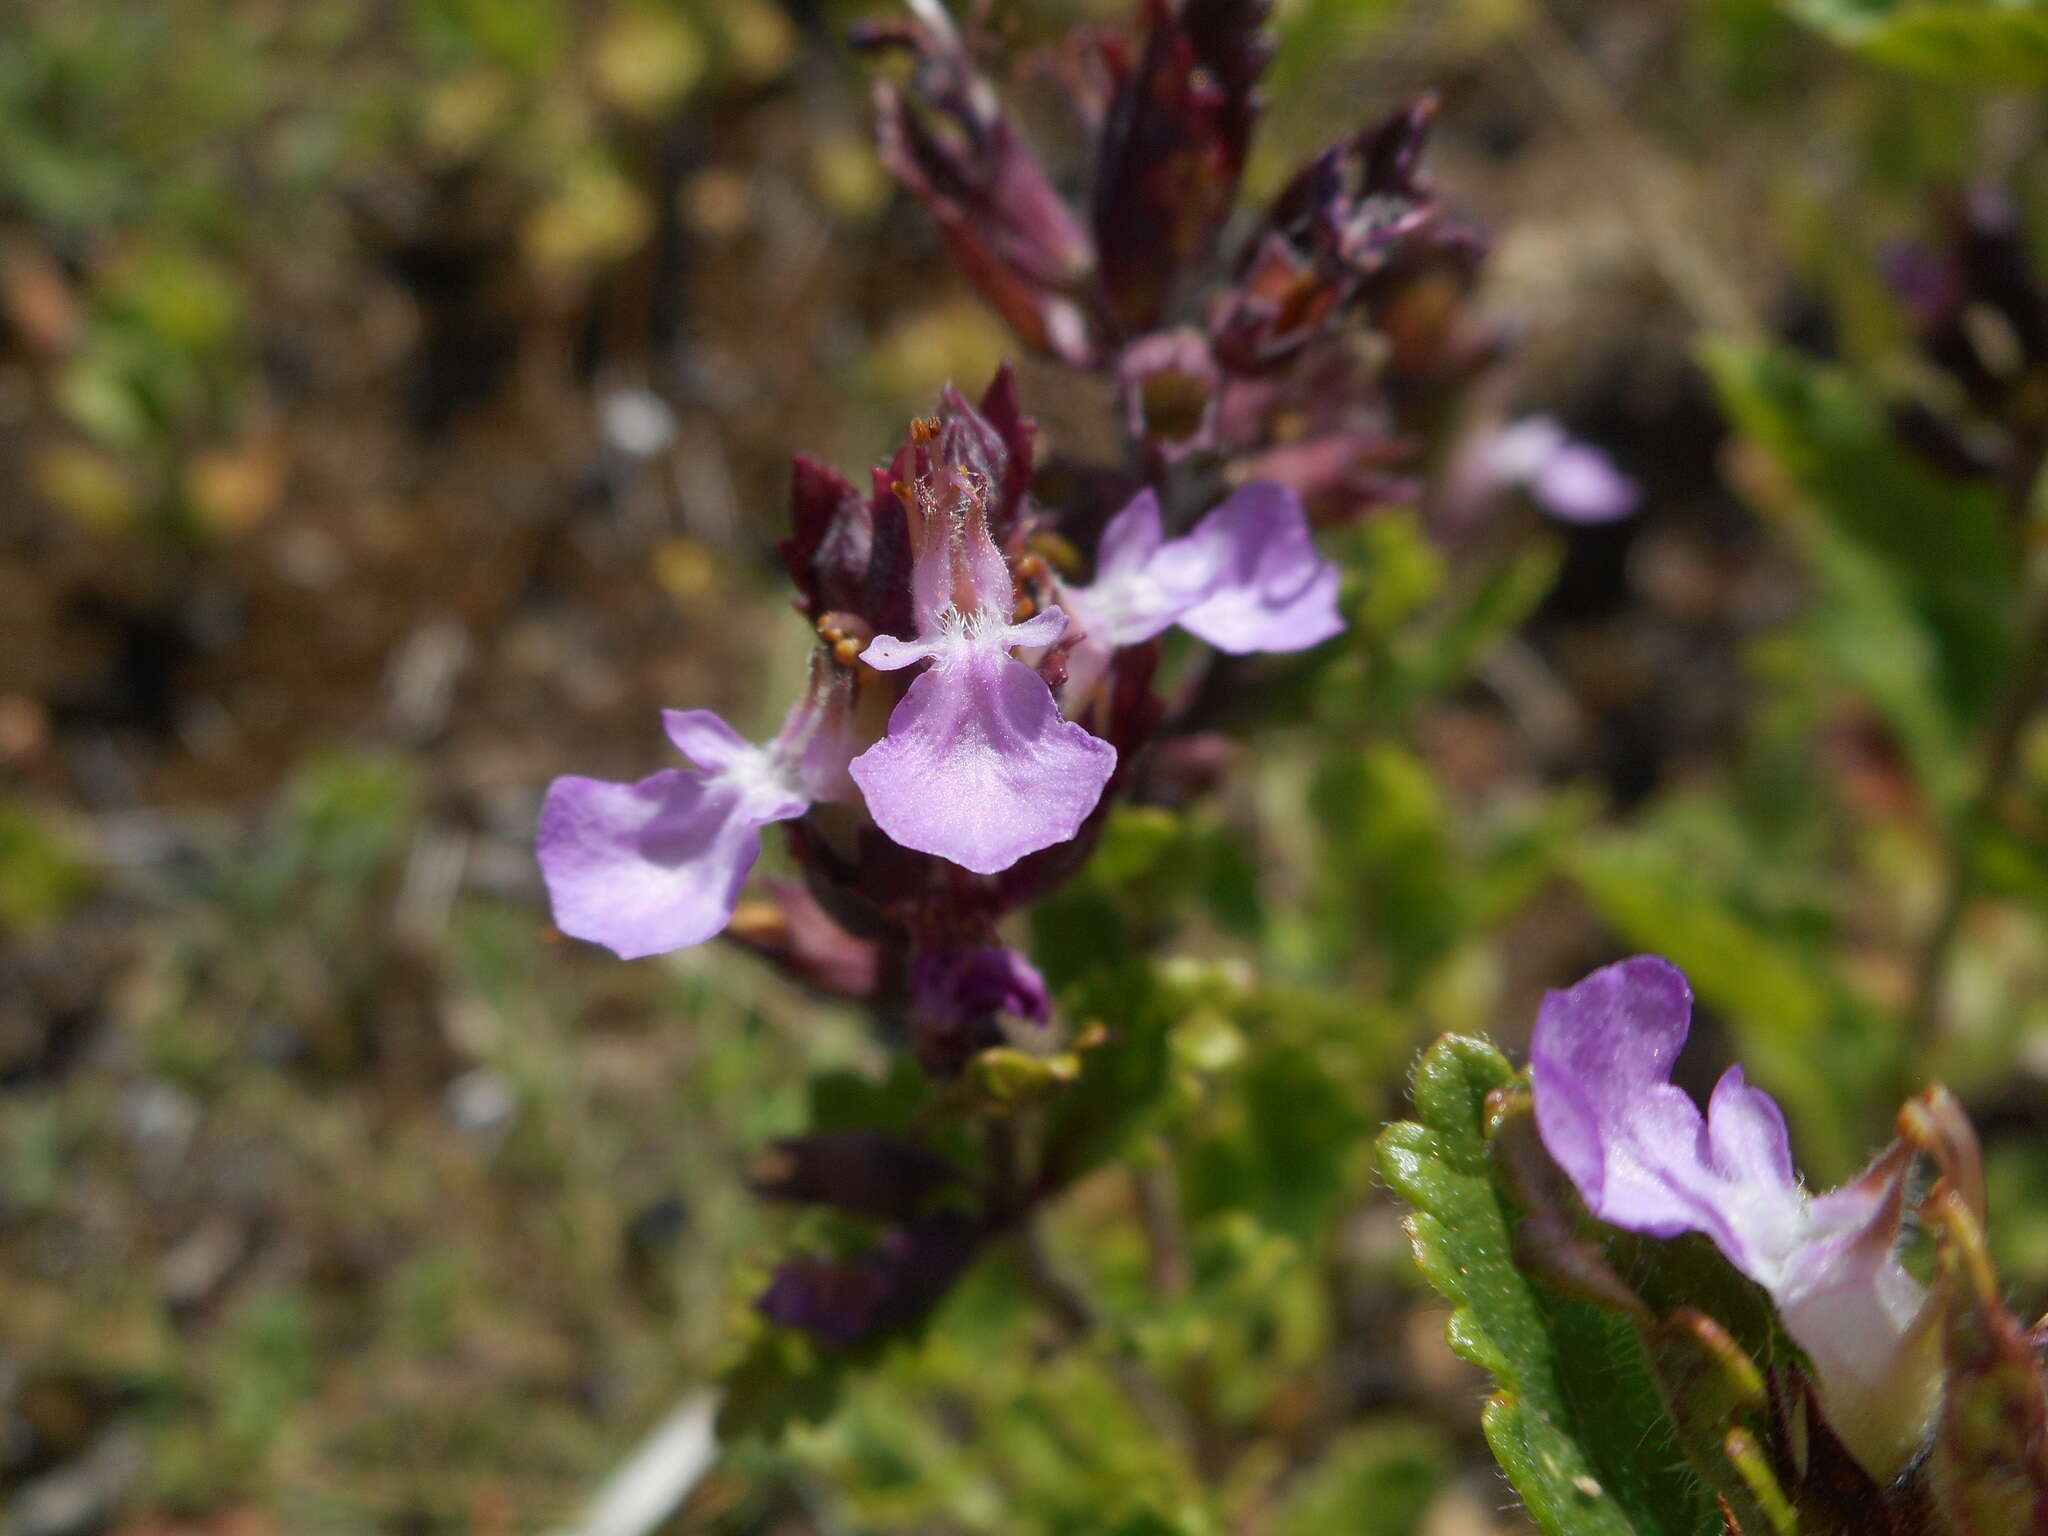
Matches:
[[1064, 481, 1344, 658], [912, 944, 1051, 1030], [1062, 489, 1220, 652], [1530, 956, 1938, 1476], [908, 943, 1051, 1076], [538, 671, 851, 960], [1486, 416, 1638, 524], [850, 466, 1116, 875]]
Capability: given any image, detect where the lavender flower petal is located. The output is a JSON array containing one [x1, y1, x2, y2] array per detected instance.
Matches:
[[538, 770, 794, 961], [850, 643, 1116, 874], [662, 708, 752, 772], [1704, 1064, 1798, 1193], [1097, 487, 1168, 579], [857, 430, 1114, 869], [860, 633, 942, 673], [538, 696, 833, 961], [1531, 443, 1639, 523], [1489, 416, 1638, 524], [1068, 489, 1222, 649], [1529, 956, 1803, 1271], [1173, 481, 1344, 653]]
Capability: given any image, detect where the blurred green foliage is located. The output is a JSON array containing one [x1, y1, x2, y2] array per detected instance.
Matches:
[[0, 800, 95, 931], [0, 0, 809, 538], [1790, 0, 2048, 84]]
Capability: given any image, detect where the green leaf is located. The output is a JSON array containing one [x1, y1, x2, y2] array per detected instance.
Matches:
[[1788, 0, 2048, 84], [1703, 340, 2017, 736], [1376, 1036, 1718, 1536]]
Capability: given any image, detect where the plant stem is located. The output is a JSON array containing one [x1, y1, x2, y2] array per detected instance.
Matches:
[[1904, 588, 2048, 1073], [1135, 1150, 1190, 1299]]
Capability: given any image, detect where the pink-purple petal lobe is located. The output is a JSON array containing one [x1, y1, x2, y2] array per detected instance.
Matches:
[[1172, 482, 1345, 654], [960, 499, 1018, 619], [1532, 443, 1639, 523], [1528, 953, 1694, 1221], [1488, 416, 1638, 524], [662, 708, 751, 772], [789, 697, 858, 804], [863, 633, 941, 672], [848, 646, 1116, 874], [861, 607, 1068, 674], [1773, 1146, 1939, 1477], [1705, 1065, 1798, 1193], [1068, 483, 1349, 658], [538, 769, 796, 960], [1005, 606, 1069, 651], [1530, 956, 1804, 1268], [1068, 494, 1221, 649], [1096, 489, 1166, 580]]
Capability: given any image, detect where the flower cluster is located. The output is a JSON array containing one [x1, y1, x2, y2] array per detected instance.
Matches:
[[539, 380, 1341, 952], [538, 373, 1343, 1344], [536, 0, 1632, 1355], [1514, 956, 2048, 1521]]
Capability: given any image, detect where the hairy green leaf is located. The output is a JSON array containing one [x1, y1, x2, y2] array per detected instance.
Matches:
[[1376, 1036, 1720, 1535]]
